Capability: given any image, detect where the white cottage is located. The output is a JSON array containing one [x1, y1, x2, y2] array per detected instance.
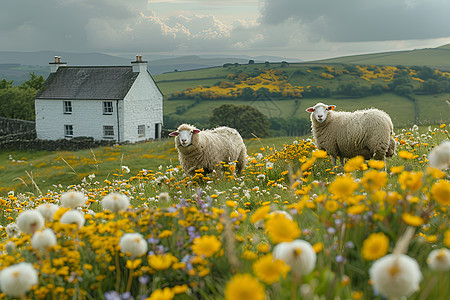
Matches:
[[35, 56, 163, 143]]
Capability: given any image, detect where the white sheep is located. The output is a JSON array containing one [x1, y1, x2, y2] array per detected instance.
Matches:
[[306, 103, 396, 167], [169, 124, 248, 176]]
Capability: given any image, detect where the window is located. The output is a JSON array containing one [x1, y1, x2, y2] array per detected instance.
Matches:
[[103, 125, 114, 138], [63, 101, 72, 114], [103, 101, 113, 114], [64, 125, 73, 137], [138, 125, 145, 137]]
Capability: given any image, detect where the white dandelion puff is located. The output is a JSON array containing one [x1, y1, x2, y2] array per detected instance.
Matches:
[[119, 232, 148, 258], [5, 223, 21, 237], [60, 191, 86, 209], [101, 193, 130, 213], [31, 228, 57, 251], [273, 239, 316, 276], [0, 262, 38, 297], [60, 210, 85, 229], [427, 248, 450, 272], [36, 203, 59, 221], [16, 210, 45, 235]]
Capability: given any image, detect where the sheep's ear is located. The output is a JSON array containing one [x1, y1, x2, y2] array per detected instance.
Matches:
[[193, 129, 201, 134], [169, 131, 179, 136], [328, 105, 336, 111], [306, 107, 315, 113]]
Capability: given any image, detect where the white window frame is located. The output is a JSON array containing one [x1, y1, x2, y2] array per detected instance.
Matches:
[[103, 125, 114, 139], [103, 101, 113, 115], [64, 125, 73, 137], [63, 101, 72, 114], [138, 125, 145, 137]]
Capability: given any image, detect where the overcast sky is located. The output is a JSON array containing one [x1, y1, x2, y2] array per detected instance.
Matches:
[[1, 0, 450, 61]]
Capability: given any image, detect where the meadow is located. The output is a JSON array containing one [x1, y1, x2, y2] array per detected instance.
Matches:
[[0, 124, 449, 299]]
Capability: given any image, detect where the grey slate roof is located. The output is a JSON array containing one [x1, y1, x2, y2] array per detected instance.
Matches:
[[36, 66, 139, 100]]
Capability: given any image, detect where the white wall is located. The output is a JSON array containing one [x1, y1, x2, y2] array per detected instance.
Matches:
[[35, 99, 123, 141], [122, 71, 163, 143]]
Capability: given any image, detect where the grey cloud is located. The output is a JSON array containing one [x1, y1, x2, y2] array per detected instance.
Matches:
[[260, 0, 450, 42]]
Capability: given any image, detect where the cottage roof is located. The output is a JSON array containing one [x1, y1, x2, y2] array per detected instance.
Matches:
[[36, 66, 139, 100]]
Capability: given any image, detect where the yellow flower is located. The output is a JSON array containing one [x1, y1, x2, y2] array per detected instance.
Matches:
[[147, 287, 175, 300], [172, 284, 189, 295], [225, 273, 265, 300], [312, 150, 328, 158], [347, 204, 366, 215], [325, 200, 339, 213], [401, 213, 424, 227], [426, 167, 446, 179], [256, 243, 271, 253], [398, 171, 423, 192], [390, 166, 404, 174], [241, 250, 258, 260], [312, 242, 323, 253], [344, 156, 365, 172], [368, 160, 385, 170], [361, 233, 389, 261], [252, 253, 290, 285], [362, 170, 387, 192], [250, 206, 271, 224], [329, 175, 359, 199], [126, 258, 142, 269], [265, 213, 301, 244], [191, 235, 221, 258], [226, 200, 238, 208], [431, 180, 450, 206], [158, 230, 173, 239], [398, 151, 414, 159], [148, 253, 177, 271], [301, 157, 316, 171], [444, 230, 450, 248]]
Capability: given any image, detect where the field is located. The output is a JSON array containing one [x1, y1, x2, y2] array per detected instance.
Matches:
[[0, 124, 449, 299]]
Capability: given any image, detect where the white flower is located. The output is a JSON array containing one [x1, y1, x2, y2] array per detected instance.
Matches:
[[428, 140, 450, 170], [265, 161, 274, 169], [119, 232, 148, 257], [369, 254, 422, 298], [157, 192, 171, 207], [122, 166, 130, 173], [0, 262, 38, 297], [101, 193, 130, 213], [273, 239, 316, 276], [60, 191, 86, 209], [31, 228, 57, 251], [60, 210, 85, 229], [5, 223, 21, 237], [16, 210, 45, 235], [427, 248, 450, 271], [36, 203, 59, 221]]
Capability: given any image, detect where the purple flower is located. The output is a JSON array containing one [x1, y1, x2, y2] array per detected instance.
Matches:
[[104, 291, 121, 300], [121, 292, 133, 300], [138, 275, 149, 285]]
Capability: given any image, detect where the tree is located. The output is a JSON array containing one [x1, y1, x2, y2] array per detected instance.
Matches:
[[209, 104, 270, 138], [20, 73, 45, 90]]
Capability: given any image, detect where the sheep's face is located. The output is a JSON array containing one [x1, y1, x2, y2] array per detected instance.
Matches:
[[169, 129, 200, 147], [306, 103, 336, 123]]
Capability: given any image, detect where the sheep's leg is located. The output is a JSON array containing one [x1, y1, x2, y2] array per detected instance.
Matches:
[[236, 149, 247, 174]]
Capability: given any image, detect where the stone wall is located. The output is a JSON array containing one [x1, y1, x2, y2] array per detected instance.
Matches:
[[0, 117, 35, 136]]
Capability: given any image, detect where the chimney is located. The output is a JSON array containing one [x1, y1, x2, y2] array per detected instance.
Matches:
[[49, 56, 67, 73], [131, 55, 148, 73]]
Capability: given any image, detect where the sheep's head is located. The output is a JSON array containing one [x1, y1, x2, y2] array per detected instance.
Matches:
[[306, 103, 336, 123], [169, 126, 200, 147]]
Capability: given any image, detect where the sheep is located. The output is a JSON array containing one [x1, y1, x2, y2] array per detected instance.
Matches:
[[169, 124, 248, 176], [306, 103, 396, 167]]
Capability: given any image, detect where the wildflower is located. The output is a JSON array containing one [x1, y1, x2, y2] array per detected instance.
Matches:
[[368, 160, 385, 170], [444, 230, 450, 247], [60, 210, 85, 229], [361, 170, 387, 192], [401, 213, 424, 227], [119, 232, 148, 257], [398, 171, 423, 192], [428, 140, 450, 169], [147, 287, 175, 300], [157, 192, 171, 206], [16, 210, 45, 234], [265, 213, 301, 244], [427, 248, 450, 271], [172, 284, 189, 294], [122, 165, 130, 173], [191, 235, 221, 258], [344, 156, 365, 172], [0, 262, 38, 297], [361, 233, 389, 261], [225, 273, 265, 300], [31, 228, 57, 251], [430, 180, 450, 206], [369, 254, 422, 298], [301, 158, 316, 171], [312, 150, 328, 158], [328, 175, 359, 199], [250, 205, 271, 224], [36, 203, 59, 221], [273, 239, 316, 276], [325, 200, 339, 213], [252, 253, 290, 285], [5, 223, 21, 237], [390, 165, 404, 174], [60, 191, 86, 209], [101, 193, 130, 213], [398, 151, 414, 159], [148, 253, 177, 271]]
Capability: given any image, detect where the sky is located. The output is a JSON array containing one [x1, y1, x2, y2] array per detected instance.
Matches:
[[1, 0, 450, 61]]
